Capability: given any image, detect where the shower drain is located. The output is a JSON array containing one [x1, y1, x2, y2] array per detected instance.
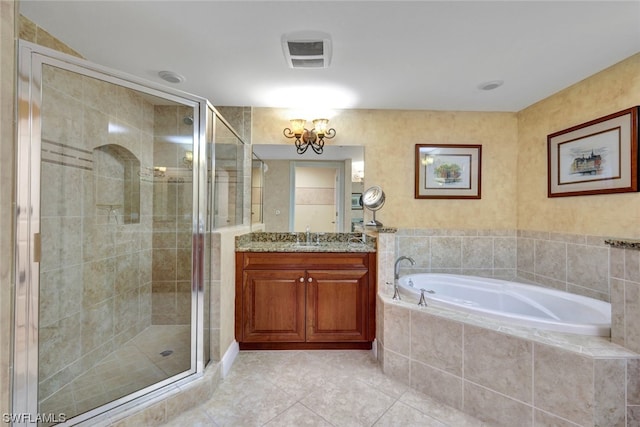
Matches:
[[160, 350, 173, 357]]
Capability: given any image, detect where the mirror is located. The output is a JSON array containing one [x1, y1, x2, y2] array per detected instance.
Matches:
[[251, 145, 364, 233], [362, 185, 385, 226]]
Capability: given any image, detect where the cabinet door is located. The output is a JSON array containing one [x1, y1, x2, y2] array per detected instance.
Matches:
[[242, 269, 306, 342], [306, 269, 368, 342]]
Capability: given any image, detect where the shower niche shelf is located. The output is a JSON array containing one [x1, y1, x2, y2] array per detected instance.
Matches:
[[94, 144, 141, 224]]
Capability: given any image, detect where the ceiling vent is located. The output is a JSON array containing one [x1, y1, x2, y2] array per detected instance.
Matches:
[[282, 31, 332, 69]]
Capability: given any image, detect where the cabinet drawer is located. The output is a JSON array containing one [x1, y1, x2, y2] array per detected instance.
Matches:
[[240, 251, 369, 270]]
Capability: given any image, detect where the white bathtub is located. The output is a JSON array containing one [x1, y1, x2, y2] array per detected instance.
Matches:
[[397, 273, 611, 336]]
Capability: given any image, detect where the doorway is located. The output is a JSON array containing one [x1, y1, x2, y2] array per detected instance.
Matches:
[[290, 161, 344, 233]]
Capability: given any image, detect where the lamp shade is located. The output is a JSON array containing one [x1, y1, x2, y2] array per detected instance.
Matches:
[[289, 119, 306, 135], [312, 118, 329, 135]]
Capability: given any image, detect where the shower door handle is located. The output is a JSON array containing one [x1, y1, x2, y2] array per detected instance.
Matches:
[[33, 233, 41, 263]]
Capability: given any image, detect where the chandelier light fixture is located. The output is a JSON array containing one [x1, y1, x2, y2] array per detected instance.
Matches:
[[283, 118, 336, 154]]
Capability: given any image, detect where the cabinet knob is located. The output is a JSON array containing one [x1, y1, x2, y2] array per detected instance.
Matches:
[[307, 277, 313, 283], [299, 277, 304, 282]]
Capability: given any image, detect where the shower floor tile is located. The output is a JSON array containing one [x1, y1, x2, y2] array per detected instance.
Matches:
[[161, 350, 487, 427], [40, 324, 191, 421]]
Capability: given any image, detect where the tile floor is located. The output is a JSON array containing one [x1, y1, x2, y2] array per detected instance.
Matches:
[[161, 350, 487, 427]]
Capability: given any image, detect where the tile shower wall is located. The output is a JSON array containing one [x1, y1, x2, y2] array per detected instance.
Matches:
[[151, 105, 194, 325], [38, 66, 154, 406], [212, 107, 252, 228]]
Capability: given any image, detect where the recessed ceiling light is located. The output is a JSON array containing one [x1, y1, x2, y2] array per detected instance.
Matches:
[[478, 80, 504, 91], [158, 70, 185, 84]]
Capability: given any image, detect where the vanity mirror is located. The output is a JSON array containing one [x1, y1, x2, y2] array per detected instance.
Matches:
[[251, 144, 364, 232], [362, 185, 385, 226]]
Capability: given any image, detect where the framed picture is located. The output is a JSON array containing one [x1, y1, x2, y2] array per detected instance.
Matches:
[[415, 144, 482, 199], [547, 106, 639, 197], [351, 193, 363, 209]]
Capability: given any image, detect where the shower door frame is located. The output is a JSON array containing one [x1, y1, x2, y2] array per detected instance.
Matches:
[[14, 40, 211, 425]]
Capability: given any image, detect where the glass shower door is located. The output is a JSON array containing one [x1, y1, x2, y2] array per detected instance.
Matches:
[[30, 60, 200, 422]]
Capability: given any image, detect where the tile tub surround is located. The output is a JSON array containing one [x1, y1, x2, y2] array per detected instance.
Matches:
[[394, 228, 617, 303], [517, 230, 612, 302], [377, 294, 639, 426], [376, 227, 640, 425], [392, 228, 640, 345], [394, 228, 518, 280], [610, 245, 640, 355]]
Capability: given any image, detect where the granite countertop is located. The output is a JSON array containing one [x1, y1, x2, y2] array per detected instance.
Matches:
[[604, 238, 640, 250], [235, 232, 377, 253]]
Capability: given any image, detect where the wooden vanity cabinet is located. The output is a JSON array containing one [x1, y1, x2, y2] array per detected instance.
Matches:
[[235, 251, 376, 350]]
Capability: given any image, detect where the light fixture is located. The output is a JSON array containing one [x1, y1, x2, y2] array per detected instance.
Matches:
[[283, 118, 336, 154], [421, 155, 435, 165], [478, 80, 504, 91], [158, 70, 185, 84], [153, 166, 166, 178], [183, 150, 193, 169]]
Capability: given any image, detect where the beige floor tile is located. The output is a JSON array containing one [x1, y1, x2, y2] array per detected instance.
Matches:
[[202, 375, 298, 426], [299, 376, 396, 427], [163, 406, 217, 427], [263, 403, 332, 426], [261, 352, 338, 400], [154, 349, 486, 427], [373, 401, 446, 426]]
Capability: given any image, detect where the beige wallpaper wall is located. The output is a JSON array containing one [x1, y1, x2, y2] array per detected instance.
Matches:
[[253, 109, 519, 230], [254, 53, 640, 237], [517, 53, 640, 238]]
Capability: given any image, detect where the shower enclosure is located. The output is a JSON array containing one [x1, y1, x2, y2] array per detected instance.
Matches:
[[13, 41, 237, 425]]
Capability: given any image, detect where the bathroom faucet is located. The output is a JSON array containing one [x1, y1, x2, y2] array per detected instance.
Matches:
[[394, 256, 416, 280], [305, 225, 311, 244], [418, 289, 428, 307], [392, 282, 402, 301]]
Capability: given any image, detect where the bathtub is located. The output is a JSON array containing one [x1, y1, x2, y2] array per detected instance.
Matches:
[[396, 273, 611, 336]]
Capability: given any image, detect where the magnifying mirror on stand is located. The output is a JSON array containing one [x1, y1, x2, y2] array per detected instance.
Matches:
[[361, 185, 385, 226]]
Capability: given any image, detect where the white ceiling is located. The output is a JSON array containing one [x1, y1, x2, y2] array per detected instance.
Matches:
[[20, 1, 640, 113]]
